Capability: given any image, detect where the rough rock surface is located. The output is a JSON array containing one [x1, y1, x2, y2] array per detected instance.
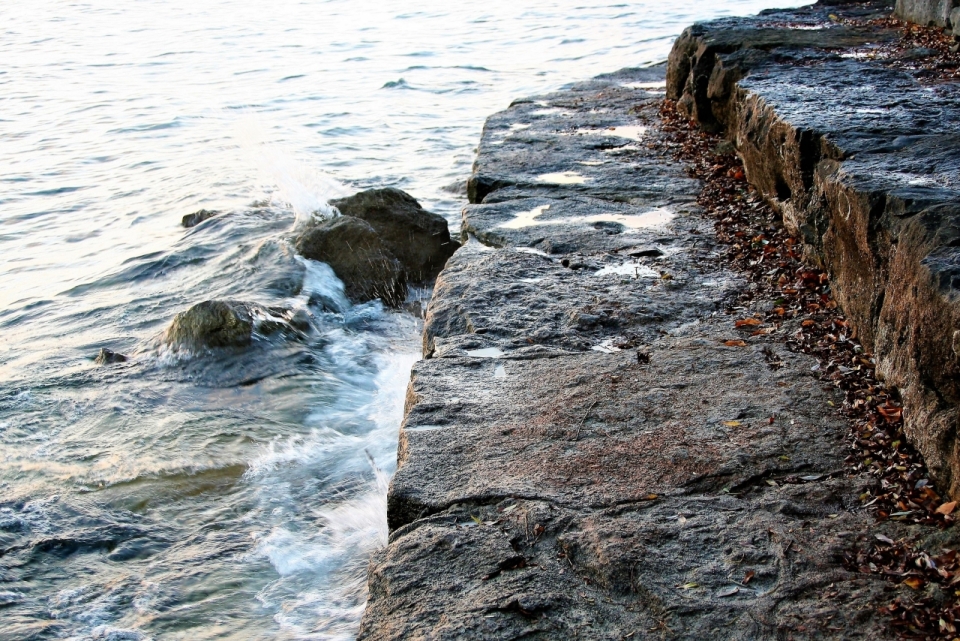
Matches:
[[360, 63, 906, 639], [667, 0, 960, 497], [331, 188, 460, 281], [896, 0, 956, 27], [294, 215, 406, 307], [163, 299, 303, 351]]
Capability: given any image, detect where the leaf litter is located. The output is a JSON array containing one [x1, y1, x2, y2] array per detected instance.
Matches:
[[659, 79, 960, 637]]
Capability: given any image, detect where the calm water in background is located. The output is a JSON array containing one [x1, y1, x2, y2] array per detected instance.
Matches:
[[0, 2, 803, 639]]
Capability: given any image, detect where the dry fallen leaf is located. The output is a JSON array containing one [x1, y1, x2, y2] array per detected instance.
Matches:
[[903, 576, 923, 590], [724, 340, 747, 347], [735, 318, 762, 327], [937, 501, 958, 515], [743, 570, 755, 584], [716, 586, 740, 597], [752, 327, 776, 335]]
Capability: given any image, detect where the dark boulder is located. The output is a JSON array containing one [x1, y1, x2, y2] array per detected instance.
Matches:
[[94, 348, 128, 365], [182, 209, 219, 228], [294, 216, 406, 306], [164, 300, 256, 350], [331, 188, 459, 281]]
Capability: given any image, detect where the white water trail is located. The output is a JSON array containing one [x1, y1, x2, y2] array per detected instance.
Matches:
[[248, 347, 419, 640], [235, 115, 349, 227]]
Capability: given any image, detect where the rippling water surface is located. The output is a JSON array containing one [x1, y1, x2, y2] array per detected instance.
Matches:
[[1, 1, 803, 639]]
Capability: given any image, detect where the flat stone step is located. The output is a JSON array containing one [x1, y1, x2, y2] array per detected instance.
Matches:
[[359, 56, 903, 638]]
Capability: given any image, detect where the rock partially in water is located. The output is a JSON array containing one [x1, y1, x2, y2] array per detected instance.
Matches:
[[164, 300, 256, 350], [181, 209, 219, 228], [331, 188, 459, 282], [94, 348, 128, 365], [294, 215, 406, 307]]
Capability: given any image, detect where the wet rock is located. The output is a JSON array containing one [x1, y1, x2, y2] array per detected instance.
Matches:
[[294, 215, 406, 306], [330, 188, 459, 281], [181, 209, 219, 228], [164, 300, 256, 349], [666, 0, 960, 496], [94, 348, 127, 365], [362, 59, 901, 639]]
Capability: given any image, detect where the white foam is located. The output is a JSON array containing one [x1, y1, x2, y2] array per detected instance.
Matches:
[[235, 115, 348, 227]]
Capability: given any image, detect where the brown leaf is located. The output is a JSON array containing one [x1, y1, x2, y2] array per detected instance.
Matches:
[[877, 403, 903, 422], [724, 340, 747, 347], [752, 327, 776, 335], [902, 576, 923, 590], [743, 570, 755, 584], [735, 318, 762, 327], [937, 501, 958, 516]]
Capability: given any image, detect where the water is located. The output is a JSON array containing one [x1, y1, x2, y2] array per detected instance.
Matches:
[[0, 1, 804, 639]]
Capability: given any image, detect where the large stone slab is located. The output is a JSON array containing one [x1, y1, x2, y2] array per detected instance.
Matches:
[[390, 321, 851, 530], [667, 0, 960, 497], [362, 60, 901, 639]]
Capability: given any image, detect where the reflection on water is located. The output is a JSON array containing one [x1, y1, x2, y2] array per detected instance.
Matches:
[[0, 0, 805, 638]]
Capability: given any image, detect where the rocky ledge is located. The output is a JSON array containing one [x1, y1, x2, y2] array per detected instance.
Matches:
[[359, 1, 960, 638], [668, 0, 960, 498]]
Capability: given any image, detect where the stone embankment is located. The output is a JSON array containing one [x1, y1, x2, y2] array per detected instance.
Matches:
[[359, 1, 960, 638], [668, 0, 960, 499]]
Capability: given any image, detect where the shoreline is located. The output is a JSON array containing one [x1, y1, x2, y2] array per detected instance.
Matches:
[[359, 1, 960, 637]]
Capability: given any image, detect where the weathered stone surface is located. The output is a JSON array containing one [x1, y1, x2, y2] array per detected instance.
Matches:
[[294, 215, 406, 306], [164, 300, 256, 349], [467, 67, 700, 206], [163, 299, 304, 351], [391, 324, 850, 530], [896, 0, 956, 26], [667, 1, 960, 496], [331, 188, 460, 282], [181, 208, 219, 228], [361, 61, 903, 639]]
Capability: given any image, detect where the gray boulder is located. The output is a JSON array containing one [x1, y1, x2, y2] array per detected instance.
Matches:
[[294, 216, 406, 306], [331, 188, 459, 281], [164, 300, 257, 350]]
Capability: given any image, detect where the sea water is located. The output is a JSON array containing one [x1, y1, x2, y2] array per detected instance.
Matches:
[[0, 1, 804, 639]]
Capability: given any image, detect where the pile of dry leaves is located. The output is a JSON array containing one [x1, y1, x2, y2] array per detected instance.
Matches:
[[842, 15, 960, 81], [658, 98, 959, 638]]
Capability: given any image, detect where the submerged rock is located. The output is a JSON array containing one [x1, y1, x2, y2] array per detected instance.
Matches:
[[181, 209, 219, 228], [164, 300, 256, 350], [294, 215, 406, 307], [331, 188, 459, 281], [94, 348, 128, 365]]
